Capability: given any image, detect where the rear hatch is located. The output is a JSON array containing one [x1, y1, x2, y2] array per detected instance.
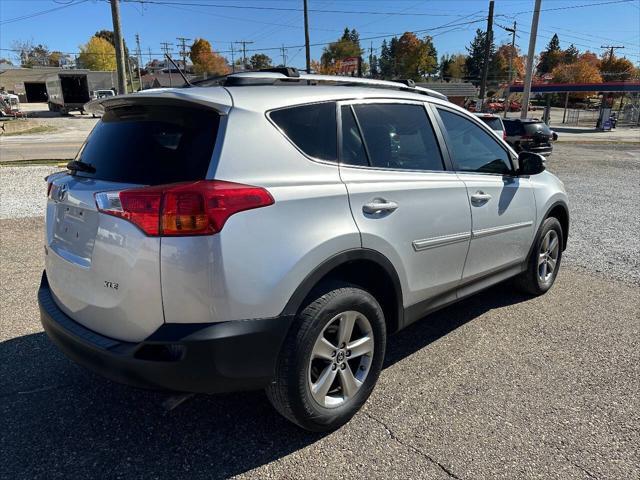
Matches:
[[45, 99, 222, 342], [522, 121, 552, 147]]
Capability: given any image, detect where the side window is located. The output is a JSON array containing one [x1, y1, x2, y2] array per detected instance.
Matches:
[[270, 102, 337, 161], [438, 109, 512, 175], [352, 103, 444, 171], [340, 105, 368, 166]]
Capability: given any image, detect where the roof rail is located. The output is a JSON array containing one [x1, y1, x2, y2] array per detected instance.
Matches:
[[194, 70, 448, 101]]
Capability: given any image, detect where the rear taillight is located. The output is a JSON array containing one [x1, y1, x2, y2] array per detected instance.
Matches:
[[47, 182, 53, 197], [95, 180, 274, 236], [503, 131, 507, 140]]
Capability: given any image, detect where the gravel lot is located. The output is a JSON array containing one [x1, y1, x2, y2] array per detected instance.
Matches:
[[546, 143, 640, 286], [1, 143, 639, 479]]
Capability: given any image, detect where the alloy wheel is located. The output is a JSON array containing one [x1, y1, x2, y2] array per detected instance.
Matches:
[[538, 229, 560, 284], [307, 310, 374, 408]]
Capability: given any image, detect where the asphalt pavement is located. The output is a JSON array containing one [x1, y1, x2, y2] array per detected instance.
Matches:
[[1, 143, 638, 479]]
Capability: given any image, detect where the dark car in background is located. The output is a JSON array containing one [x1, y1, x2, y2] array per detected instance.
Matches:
[[503, 118, 554, 157]]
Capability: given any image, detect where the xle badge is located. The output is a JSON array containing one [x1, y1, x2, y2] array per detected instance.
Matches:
[[104, 281, 119, 290]]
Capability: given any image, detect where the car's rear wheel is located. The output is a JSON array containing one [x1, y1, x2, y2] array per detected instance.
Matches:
[[266, 283, 386, 431], [516, 217, 563, 295]]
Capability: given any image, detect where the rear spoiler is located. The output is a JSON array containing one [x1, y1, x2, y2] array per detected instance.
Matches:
[[84, 89, 232, 116]]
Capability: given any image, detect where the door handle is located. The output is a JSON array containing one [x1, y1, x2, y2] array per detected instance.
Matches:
[[470, 191, 492, 206], [363, 199, 399, 215]]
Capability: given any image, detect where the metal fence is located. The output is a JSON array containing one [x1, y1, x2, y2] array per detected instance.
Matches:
[[564, 109, 599, 126]]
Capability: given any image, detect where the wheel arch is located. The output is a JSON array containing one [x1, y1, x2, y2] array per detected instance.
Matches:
[[281, 249, 404, 335], [544, 200, 569, 250]]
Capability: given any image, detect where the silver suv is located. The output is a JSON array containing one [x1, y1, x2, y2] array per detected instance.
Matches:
[[39, 70, 569, 431]]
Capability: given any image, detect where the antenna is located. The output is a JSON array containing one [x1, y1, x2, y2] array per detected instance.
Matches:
[[165, 53, 192, 87]]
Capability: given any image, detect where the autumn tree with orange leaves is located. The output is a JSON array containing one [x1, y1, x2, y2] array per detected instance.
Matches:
[[190, 38, 230, 76]]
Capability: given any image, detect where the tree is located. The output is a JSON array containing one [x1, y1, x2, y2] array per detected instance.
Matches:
[[465, 29, 495, 84], [249, 53, 272, 70], [48, 51, 63, 67], [552, 57, 602, 98], [494, 44, 524, 82], [392, 33, 437, 80], [446, 54, 467, 80], [600, 53, 634, 81], [563, 44, 579, 64], [12, 41, 50, 67], [378, 39, 396, 79], [538, 34, 563, 75], [189, 38, 230, 76], [95, 29, 129, 59], [78, 36, 116, 71], [320, 27, 363, 73]]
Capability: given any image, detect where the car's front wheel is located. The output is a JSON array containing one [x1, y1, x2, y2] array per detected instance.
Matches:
[[516, 217, 563, 295], [266, 283, 386, 431]]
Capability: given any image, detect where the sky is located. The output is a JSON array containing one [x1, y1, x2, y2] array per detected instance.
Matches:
[[1, 0, 639, 69]]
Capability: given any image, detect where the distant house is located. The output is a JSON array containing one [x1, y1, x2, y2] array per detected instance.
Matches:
[[417, 82, 478, 106], [145, 59, 193, 75], [140, 73, 196, 89]]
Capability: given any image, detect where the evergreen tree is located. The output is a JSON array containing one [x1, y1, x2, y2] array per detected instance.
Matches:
[[378, 39, 396, 79], [563, 44, 579, 64], [538, 34, 563, 74], [465, 29, 494, 85]]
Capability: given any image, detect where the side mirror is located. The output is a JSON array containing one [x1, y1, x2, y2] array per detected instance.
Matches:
[[518, 151, 546, 176]]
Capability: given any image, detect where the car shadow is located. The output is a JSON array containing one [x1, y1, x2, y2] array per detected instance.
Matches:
[[1, 284, 529, 478]]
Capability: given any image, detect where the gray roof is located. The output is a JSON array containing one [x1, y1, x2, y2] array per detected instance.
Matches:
[[416, 82, 477, 97]]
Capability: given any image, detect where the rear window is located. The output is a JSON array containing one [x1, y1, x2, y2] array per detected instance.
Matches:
[[270, 102, 337, 161], [503, 120, 523, 136], [74, 104, 219, 185], [523, 122, 552, 136], [478, 117, 503, 131]]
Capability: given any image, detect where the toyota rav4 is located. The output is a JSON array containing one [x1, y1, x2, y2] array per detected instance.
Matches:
[[39, 70, 569, 431]]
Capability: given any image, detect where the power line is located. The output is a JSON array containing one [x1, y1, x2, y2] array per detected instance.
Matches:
[[119, 0, 475, 16], [0, 17, 488, 61], [509, 0, 634, 16], [0, 0, 88, 25]]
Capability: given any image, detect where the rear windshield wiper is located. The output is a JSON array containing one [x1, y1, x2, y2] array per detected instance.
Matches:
[[66, 160, 96, 174]]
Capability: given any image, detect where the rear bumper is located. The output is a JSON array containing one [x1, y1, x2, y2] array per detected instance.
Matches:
[[520, 143, 553, 157], [38, 272, 293, 393]]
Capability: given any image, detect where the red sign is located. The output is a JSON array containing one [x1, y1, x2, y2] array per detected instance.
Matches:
[[338, 57, 359, 74]]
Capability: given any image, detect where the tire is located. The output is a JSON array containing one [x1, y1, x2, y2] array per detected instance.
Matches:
[[266, 283, 386, 431], [516, 217, 563, 295]]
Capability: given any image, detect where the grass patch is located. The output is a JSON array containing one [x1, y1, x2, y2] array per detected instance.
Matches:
[[2, 125, 57, 136], [0, 159, 68, 167]]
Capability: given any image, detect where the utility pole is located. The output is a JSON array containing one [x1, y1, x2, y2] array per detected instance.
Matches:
[[230, 43, 235, 72], [135, 33, 143, 90], [369, 41, 374, 78], [303, 0, 311, 73], [148, 47, 152, 64], [601, 45, 624, 60], [176, 37, 191, 74], [521, 0, 542, 119], [127, 57, 135, 92], [109, 0, 127, 94], [234, 41, 254, 70], [479, 0, 494, 111], [503, 21, 517, 118], [160, 42, 173, 87], [280, 45, 287, 67]]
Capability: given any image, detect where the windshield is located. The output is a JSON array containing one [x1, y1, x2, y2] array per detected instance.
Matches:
[[74, 104, 220, 185]]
